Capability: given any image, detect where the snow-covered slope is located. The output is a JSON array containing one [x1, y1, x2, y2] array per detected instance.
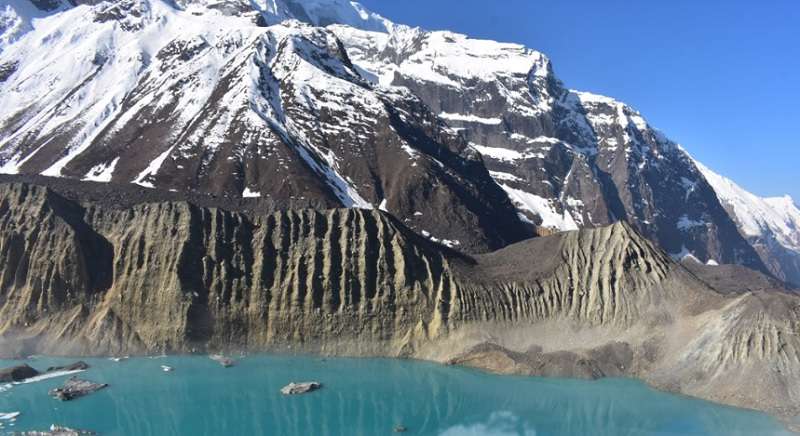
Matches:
[[0, 0, 531, 252], [696, 161, 800, 251], [0, 0, 793, 281], [695, 160, 800, 284]]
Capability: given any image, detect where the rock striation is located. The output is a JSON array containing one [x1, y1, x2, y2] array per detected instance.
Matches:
[[0, 180, 798, 422]]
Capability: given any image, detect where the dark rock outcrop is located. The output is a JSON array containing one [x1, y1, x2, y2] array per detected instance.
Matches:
[[45, 361, 90, 372], [49, 377, 108, 401], [0, 364, 39, 382]]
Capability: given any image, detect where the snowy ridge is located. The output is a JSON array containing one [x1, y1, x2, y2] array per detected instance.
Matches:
[[336, 16, 779, 274], [251, 0, 391, 32], [695, 159, 800, 252], [333, 25, 553, 97], [0, 0, 378, 207]]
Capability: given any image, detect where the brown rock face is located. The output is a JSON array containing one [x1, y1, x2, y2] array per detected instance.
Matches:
[[0, 181, 459, 356], [0, 180, 799, 422]]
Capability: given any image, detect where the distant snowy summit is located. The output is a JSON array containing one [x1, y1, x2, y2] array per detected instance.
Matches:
[[0, 0, 798, 285]]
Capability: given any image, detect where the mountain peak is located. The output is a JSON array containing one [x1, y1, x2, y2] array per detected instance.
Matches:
[[274, 0, 389, 31], [169, 0, 390, 31], [695, 159, 800, 255]]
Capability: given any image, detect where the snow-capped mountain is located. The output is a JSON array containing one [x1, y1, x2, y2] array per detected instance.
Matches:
[[0, 0, 531, 252], [332, 23, 767, 273], [0, 0, 795, 283], [695, 160, 800, 285]]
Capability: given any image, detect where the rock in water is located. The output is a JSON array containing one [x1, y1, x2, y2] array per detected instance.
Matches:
[[45, 362, 90, 372], [210, 355, 235, 367], [280, 382, 321, 395], [48, 377, 108, 401], [15, 425, 96, 435], [0, 364, 39, 382]]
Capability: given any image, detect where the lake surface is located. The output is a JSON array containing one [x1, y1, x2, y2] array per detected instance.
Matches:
[[0, 355, 792, 435]]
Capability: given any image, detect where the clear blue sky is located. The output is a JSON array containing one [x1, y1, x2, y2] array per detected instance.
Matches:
[[360, 0, 799, 201]]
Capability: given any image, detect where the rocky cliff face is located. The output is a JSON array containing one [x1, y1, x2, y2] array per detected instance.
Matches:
[[1, 180, 798, 421], [0, 181, 462, 355], [332, 25, 770, 277]]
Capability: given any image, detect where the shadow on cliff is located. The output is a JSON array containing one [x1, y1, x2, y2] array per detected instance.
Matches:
[[46, 190, 114, 294]]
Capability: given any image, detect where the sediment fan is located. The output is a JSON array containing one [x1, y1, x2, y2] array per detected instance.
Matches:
[[0, 0, 799, 428]]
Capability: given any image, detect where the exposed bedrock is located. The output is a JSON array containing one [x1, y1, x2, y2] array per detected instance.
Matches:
[[0, 181, 798, 421]]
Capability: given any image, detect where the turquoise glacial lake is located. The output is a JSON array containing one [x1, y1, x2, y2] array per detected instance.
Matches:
[[0, 355, 792, 435]]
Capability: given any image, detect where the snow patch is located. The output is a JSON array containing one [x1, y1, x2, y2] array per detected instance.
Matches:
[[471, 144, 523, 162], [439, 112, 502, 125], [680, 177, 698, 201], [82, 157, 119, 182], [242, 187, 261, 198], [677, 215, 706, 231], [489, 171, 523, 182], [499, 183, 578, 231], [134, 146, 175, 188], [670, 245, 701, 264]]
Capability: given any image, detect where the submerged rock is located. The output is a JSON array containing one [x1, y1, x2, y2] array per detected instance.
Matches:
[[280, 382, 321, 395], [48, 377, 108, 401], [0, 365, 39, 382], [45, 362, 90, 373], [210, 355, 235, 367], [13, 424, 96, 435]]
